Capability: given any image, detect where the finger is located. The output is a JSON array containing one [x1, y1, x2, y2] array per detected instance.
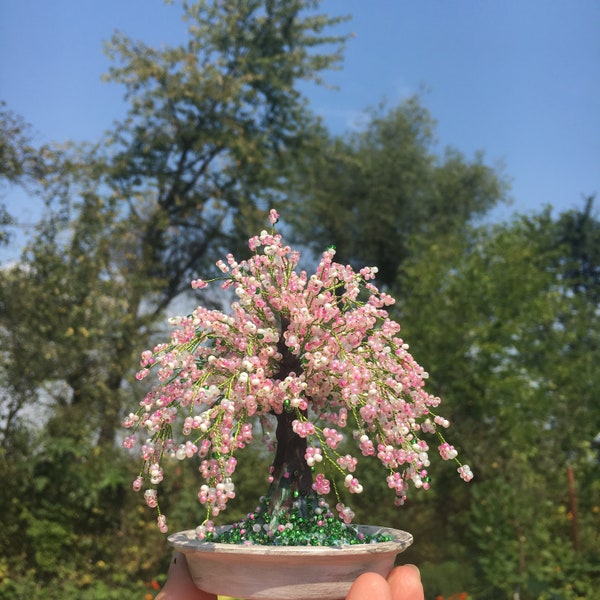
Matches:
[[155, 552, 217, 600], [346, 572, 393, 600], [387, 565, 425, 600]]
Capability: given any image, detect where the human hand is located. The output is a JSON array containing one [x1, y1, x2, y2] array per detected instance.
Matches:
[[346, 565, 424, 600], [155, 553, 214, 600], [157, 552, 424, 600]]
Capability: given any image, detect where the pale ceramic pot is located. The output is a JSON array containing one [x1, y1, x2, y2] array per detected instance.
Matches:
[[168, 524, 413, 600]]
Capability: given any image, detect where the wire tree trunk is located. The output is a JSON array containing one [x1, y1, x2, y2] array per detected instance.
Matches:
[[267, 317, 314, 517]]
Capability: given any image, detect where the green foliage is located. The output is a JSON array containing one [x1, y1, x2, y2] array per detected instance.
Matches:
[[1, 3, 350, 595], [0, 422, 174, 597], [289, 96, 509, 286], [556, 195, 600, 303], [2, 0, 349, 445], [0, 101, 48, 187], [420, 561, 476, 599], [0, 196, 148, 447], [0, 571, 150, 600], [398, 208, 600, 599], [0, 101, 46, 246], [100, 0, 350, 299]]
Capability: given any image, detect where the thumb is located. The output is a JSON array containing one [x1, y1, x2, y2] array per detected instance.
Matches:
[[155, 552, 217, 600]]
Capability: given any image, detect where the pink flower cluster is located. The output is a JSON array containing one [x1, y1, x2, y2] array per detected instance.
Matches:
[[124, 209, 471, 529]]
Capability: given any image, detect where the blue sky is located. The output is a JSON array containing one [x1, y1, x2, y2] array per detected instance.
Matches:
[[1, 0, 599, 260]]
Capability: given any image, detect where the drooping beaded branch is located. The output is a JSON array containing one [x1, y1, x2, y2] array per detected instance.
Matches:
[[123, 209, 472, 539]]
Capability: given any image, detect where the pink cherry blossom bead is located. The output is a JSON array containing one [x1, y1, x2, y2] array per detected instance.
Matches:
[[458, 464, 474, 482], [144, 489, 158, 508], [358, 434, 375, 456], [344, 474, 363, 494], [135, 368, 150, 381], [195, 521, 214, 540], [122, 435, 136, 449], [359, 403, 377, 423], [336, 503, 355, 524], [198, 485, 209, 504], [149, 463, 164, 484], [337, 454, 358, 472], [140, 350, 155, 366], [157, 514, 168, 533], [198, 439, 211, 457], [323, 427, 343, 449], [312, 473, 330, 495], [225, 456, 237, 475], [304, 447, 323, 467], [434, 415, 450, 428], [122, 413, 139, 428], [438, 442, 458, 461], [141, 441, 155, 460], [291, 419, 315, 438]]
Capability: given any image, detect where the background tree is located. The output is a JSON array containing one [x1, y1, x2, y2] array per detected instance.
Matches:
[[288, 96, 509, 287], [397, 207, 600, 599], [0, 1, 350, 596], [0, 101, 49, 187], [0, 101, 51, 245], [556, 194, 600, 303], [100, 0, 348, 306], [2, 0, 349, 448], [0, 103, 57, 443], [2, 3, 597, 597]]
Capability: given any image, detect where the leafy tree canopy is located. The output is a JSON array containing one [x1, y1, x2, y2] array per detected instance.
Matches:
[[0, 0, 350, 449], [289, 96, 510, 287], [97, 0, 350, 306], [398, 206, 600, 597]]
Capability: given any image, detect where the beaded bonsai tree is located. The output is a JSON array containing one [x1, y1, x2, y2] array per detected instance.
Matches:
[[123, 209, 472, 545]]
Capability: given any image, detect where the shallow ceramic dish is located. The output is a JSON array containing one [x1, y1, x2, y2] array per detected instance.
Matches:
[[168, 525, 413, 600]]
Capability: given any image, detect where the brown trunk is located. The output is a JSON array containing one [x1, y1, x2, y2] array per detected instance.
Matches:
[[268, 409, 314, 515], [267, 318, 315, 517]]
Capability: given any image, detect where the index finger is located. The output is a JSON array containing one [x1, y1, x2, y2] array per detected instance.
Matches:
[[387, 565, 425, 600]]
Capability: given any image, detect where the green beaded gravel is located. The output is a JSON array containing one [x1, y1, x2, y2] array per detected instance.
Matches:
[[205, 495, 394, 546]]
